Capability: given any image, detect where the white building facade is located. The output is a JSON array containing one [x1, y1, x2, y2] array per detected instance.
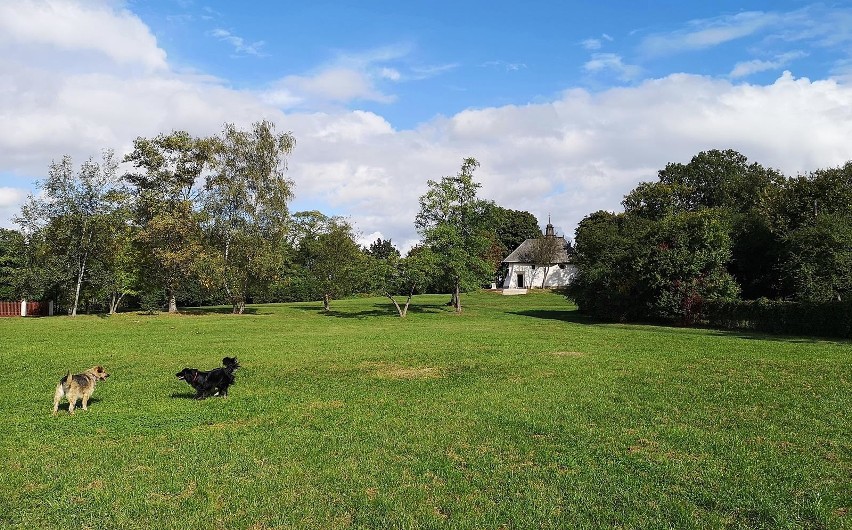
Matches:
[[501, 222, 577, 290]]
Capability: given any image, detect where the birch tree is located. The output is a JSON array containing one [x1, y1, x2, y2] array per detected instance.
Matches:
[[205, 120, 295, 313], [16, 152, 124, 316]]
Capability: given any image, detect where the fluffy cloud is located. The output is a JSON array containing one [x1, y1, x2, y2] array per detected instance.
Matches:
[[0, 0, 166, 71], [3, 2, 852, 253]]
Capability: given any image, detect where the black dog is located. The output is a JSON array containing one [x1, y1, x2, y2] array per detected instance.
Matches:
[[176, 357, 240, 399]]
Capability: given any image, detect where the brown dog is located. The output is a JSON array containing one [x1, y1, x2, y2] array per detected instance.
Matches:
[[52, 366, 109, 415]]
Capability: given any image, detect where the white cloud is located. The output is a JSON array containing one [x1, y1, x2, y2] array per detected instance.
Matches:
[[582, 39, 602, 50], [583, 53, 642, 81], [481, 61, 527, 72], [641, 11, 781, 55], [210, 28, 266, 57], [0, 0, 166, 71], [0, 188, 27, 229], [729, 51, 807, 78], [3, 2, 852, 253]]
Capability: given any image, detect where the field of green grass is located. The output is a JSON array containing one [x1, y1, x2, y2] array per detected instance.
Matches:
[[0, 291, 849, 529]]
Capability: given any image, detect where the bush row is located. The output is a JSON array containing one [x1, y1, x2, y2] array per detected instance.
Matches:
[[702, 298, 852, 339]]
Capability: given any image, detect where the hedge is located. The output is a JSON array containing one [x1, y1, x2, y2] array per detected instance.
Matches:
[[702, 298, 852, 339]]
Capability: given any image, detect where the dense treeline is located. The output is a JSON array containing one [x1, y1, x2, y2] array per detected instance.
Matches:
[[568, 149, 852, 335], [0, 123, 543, 315]]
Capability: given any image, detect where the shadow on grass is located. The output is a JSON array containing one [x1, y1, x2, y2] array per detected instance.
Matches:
[[54, 397, 102, 412], [510, 309, 599, 325], [176, 307, 271, 316], [290, 301, 448, 319], [169, 392, 199, 400], [513, 309, 836, 344]]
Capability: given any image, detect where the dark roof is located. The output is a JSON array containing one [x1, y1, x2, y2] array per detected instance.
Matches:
[[502, 236, 573, 264]]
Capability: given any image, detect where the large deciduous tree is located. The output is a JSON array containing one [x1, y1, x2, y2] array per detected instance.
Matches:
[[16, 152, 126, 316], [124, 131, 215, 313], [416, 157, 494, 313], [205, 120, 295, 314]]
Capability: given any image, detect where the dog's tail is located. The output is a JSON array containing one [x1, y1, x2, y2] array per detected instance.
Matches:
[[63, 372, 72, 384]]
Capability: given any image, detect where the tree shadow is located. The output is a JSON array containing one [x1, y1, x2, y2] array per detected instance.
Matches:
[[510, 309, 600, 325], [177, 307, 269, 316], [512, 309, 841, 344], [290, 301, 448, 319]]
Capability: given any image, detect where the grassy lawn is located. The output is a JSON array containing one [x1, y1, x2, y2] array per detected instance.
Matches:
[[0, 291, 849, 529]]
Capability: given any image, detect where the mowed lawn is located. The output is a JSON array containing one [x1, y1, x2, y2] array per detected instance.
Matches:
[[0, 291, 849, 529]]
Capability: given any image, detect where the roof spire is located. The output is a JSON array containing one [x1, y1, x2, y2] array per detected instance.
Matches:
[[545, 215, 554, 238]]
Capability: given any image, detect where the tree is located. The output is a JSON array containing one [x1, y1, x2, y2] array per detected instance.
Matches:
[[622, 149, 785, 300], [0, 228, 24, 299], [768, 162, 852, 301], [296, 218, 365, 311], [205, 120, 295, 313], [569, 209, 739, 323], [124, 131, 215, 313], [371, 246, 437, 317], [526, 234, 563, 288], [16, 152, 125, 316], [492, 207, 542, 255], [134, 200, 209, 313], [365, 238, 400, 260], [416, 157, 494, 313]]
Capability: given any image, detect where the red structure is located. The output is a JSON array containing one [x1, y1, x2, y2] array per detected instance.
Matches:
[[0, 301, 48, 317]]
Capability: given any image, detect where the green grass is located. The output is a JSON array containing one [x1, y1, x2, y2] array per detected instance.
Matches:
[[0, 291, 849, 529]]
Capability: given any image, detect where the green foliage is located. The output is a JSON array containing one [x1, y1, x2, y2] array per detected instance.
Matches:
[[703, 297, 852, 338], [365, 237, 400, 260], [416, 157, 495, 311], [491, 206, 542, 255], [295, 218, 367, 310], [570, 209, 739, 323], [0, 228, 24, 299], [15, 152, 128, 315], [125, 131, 216, 312], [204, 120, 295, 313]]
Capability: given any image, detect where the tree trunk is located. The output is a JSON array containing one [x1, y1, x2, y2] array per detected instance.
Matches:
[[542, 266, 551, 288], [71, 254, 87, 317], [233, 301, 246, 314], [453, 282, 462, 313], [323, 293, 330, 312], [385, 293, 404, 317]]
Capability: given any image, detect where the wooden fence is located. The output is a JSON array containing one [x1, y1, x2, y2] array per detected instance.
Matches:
[[0, 301, 49, 317]]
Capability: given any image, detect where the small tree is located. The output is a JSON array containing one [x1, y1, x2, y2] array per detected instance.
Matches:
[[416, 158, 494, 313], [526, 235, 563, 288], [297, 218, 365, 311], [372, 247, 437, 317]]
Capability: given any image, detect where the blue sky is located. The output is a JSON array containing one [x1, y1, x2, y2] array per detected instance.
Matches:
[[1, 1, 852, 248], [128, 0, 847, 127]]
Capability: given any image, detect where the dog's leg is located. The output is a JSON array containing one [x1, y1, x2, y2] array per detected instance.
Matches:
[[68, 395, 76, 414], [82, 392, 89, 411], [52, 384, 64, 415]]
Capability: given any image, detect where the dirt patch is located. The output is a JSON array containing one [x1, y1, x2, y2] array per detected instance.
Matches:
[[364, 362, 442, 380]]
